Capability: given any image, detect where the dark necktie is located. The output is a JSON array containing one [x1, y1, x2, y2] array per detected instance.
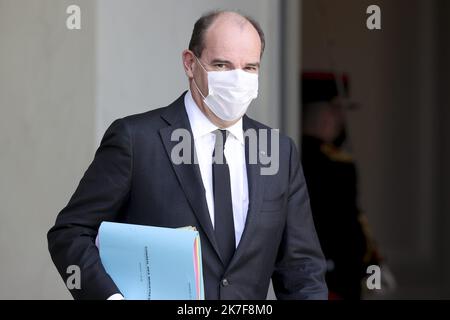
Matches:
[[212, 129, 235, 267]]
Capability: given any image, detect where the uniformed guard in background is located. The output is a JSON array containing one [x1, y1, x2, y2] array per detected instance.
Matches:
[[300, 72, 382, 300]]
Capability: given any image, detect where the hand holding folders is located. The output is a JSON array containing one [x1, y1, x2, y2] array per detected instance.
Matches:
[[97, 222, 204, 300]]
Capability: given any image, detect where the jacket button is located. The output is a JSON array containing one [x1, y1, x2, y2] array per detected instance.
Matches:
[[221, 279, 229, 287]]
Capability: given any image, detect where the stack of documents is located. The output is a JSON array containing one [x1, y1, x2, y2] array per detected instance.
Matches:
[[98, 222, 204, 300]]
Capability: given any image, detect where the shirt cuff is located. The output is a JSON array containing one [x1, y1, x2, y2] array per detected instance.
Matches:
[[107, 293, 125, 300]]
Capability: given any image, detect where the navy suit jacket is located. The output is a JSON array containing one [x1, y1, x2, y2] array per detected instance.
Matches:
[[47, 92, 327, 300]]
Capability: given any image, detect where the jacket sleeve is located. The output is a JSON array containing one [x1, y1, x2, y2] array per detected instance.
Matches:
[[47, 119, 132, 300], [272, 138, 328, 300]]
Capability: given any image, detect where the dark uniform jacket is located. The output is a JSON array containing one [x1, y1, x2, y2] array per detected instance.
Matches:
[[302, 135, 367, 299]]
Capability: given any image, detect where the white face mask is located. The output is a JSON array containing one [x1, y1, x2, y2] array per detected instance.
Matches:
[[193, 57, 259, 122]]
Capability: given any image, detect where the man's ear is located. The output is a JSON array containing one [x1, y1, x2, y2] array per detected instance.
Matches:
[[182, 50, 195, 79]]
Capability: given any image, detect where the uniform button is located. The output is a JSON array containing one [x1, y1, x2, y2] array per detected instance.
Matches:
[[221, 279, 229, 287]]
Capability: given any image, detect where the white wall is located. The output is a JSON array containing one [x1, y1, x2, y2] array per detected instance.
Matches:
[[0, 0, 95, 299]]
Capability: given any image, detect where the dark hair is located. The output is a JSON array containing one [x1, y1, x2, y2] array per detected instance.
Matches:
[[188, 10, 266, 58]]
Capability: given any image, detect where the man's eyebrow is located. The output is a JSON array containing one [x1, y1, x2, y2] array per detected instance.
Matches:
[[210, 59, 233, 65], [209, 59, 261, 68], [246, 62, 261, 68]]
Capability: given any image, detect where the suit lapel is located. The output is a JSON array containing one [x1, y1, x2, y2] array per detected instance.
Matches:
[[159, 93, 222, 262]]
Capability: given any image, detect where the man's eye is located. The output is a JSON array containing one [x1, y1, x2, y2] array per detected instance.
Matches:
[[215, 64, 227, 70], [245, 66, 258, 72]]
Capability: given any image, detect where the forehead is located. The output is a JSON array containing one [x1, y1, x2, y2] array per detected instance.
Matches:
[[202, 15, 261, 63]]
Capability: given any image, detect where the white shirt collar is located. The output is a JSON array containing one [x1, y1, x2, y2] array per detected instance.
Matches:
[[184, 90, 244, 145]]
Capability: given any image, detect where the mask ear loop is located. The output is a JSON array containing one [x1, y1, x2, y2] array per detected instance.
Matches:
[[194, 55, 208, 73], [192, 56, 209, 99]]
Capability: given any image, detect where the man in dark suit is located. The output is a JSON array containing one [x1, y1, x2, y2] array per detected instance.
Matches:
[[48, 10, 327, 300]]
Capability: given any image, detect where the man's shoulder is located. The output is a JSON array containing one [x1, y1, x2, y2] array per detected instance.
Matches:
[[117, 92, 186, 131], [121, 106, 168, 128], [320, 143, 354, 164], [244, 115, 273, 132], [244, 116, 292, 145]]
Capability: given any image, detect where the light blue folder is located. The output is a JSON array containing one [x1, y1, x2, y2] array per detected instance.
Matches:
[[98, 222, 204, 300]]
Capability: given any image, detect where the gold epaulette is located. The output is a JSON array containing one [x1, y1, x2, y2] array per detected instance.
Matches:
[[320, 143, 353, 163]]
